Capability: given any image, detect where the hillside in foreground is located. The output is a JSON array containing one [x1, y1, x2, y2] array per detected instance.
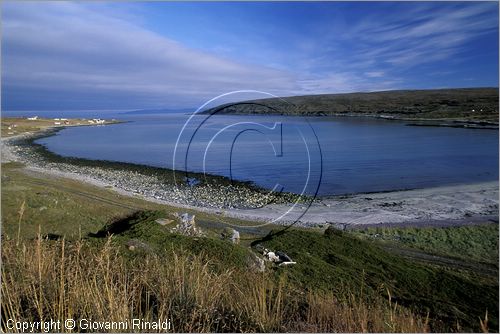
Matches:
[[204, 88, 499, 124], [1, 162, 498, 332]]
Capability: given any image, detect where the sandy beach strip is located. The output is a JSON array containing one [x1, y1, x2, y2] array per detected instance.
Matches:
[[222, 181, 498, 227]]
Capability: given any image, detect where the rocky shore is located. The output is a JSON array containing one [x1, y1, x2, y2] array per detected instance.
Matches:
[[2, 128, 498, 228], [2, 129, 306, 212]]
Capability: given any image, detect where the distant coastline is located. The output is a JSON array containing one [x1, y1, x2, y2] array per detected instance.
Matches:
[[202, 87, 499, 129], [1, 116, 124, 138], [1, 123, 497, 228], [120, 108, 194, 115]]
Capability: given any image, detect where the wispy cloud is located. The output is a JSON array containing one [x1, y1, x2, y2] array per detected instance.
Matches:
[[2, 2, 298, 109], [295, 2, 498, 92], [365, 71, 385, 78], [1, 2, 498, 110], [343, 2, 497, 69]]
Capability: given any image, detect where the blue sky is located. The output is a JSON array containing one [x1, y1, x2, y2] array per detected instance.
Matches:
[[2, 1, 498, 111]]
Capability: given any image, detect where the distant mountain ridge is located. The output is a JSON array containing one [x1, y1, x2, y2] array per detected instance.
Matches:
[[121, 108, 194, 115], [202, 88, 499, 123]]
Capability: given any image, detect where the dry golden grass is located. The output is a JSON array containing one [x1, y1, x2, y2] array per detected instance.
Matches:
[[1, 234, 431, 333]]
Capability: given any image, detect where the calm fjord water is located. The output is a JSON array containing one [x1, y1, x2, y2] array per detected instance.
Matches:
[[35, 113, 499, 196]]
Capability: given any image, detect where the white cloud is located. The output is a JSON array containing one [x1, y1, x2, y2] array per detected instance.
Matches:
[[365, 71, 384, 78], [296, 72, 400, 95], [294, 2, 498, 94], [350, 2, 498, 68], [2, 2, 299, 108], [1, 2, 497, 110]]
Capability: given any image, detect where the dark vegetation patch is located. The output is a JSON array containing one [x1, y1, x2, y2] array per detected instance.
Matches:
[[256, 227, 498, 331], [203, 88, 499, 124], [352, 223, 499, 264], [88, 210, 252, 270]]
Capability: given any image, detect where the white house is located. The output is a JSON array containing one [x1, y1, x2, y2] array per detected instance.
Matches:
[[27, 116, 39, 120], [54, 122, 61, 125]]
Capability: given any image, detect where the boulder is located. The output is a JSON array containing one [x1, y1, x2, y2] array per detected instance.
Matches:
[[220, 227, 240, 244], [231, 230, 240, 244], [247, 252, 266, 273], [155, 218, 173, 226], [126, 239, 152, 252], [181, 213, 196, 225], [324, 224, 346, 237], [171, 212, 204, 237]]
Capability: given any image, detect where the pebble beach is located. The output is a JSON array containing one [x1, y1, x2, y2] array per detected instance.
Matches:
[[2, 127, 498, 228]]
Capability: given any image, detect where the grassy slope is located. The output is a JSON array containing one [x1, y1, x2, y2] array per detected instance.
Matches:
[[257, 228, 498, 330], [1, 162, 498, 331], [80, 210, 497, 331], [0, 162, 273, 240], [1, 117, 119, 137], [89, 210, 254, 270], [1, 161, 164, 239], [2, 236, 431, 332], [352, 224, 499, 265], [204, 88, 499, 122]]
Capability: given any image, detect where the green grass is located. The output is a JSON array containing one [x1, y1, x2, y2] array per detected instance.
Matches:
[[255, 228, 498, 331], [0, 162, 273, 241], [1, 162, 163, 239], [88, 210, 253, 270], [79, 211, 498, 332], [2, 162, 498, 331], [352, 224, 499, 264], [203, 87, 499, 123], [2, 235, 433, 332]]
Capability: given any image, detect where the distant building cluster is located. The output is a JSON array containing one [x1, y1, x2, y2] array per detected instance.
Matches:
[[54, 118, 69, 125], [24, 115, 107, 126], [87, 118, 106, 124]]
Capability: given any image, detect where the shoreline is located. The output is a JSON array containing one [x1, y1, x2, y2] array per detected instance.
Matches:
[[201, 112, 499, 130], [1, 117, 125, 138], [2, 127, 308, 212], [200, 87, 499, 129], [2, 126, 498, 228]]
